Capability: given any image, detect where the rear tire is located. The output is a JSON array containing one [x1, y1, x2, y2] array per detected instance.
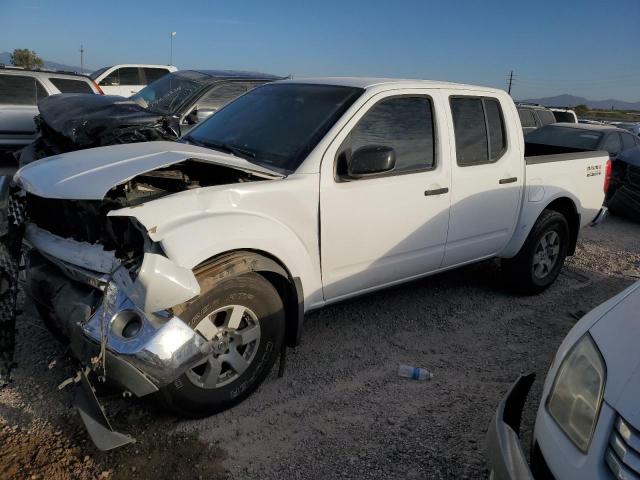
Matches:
[[159, 272, 285, 418], [502, 209, 569, 294]]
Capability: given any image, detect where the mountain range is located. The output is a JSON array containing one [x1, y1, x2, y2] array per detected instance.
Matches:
[[0, 52, 85, 74], [519, 94, 640, 111]]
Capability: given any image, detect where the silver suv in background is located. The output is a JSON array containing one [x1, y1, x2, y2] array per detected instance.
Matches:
[[0, 67, 101, 152], [516, 103, 557, 134]]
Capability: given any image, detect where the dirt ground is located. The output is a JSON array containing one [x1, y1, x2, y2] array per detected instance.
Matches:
[[1, 215, 638, 480]]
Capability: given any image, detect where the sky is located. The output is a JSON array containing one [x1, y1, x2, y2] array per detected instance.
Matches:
[[2, 0, 639, 101]]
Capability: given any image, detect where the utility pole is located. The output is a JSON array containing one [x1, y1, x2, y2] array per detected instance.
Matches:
[[170, 32, 176, 66], [507, 70, 514, 95], [80, 44, 84, 73]]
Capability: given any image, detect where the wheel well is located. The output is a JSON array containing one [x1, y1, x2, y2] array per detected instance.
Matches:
[[544, 197, 580, 255], [177, 250, 304, 348]]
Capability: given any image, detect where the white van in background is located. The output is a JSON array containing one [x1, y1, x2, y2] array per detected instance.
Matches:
[[90, 64, 177, 96]]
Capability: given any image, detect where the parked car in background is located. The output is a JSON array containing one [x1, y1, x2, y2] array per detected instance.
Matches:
[[17, 78, 609, 448], [0, 67, 100, 153], [516, 103, 557, 133], [617, 122, 640, 137], [487, 280, 640, 480], [526, 122, 640, 224], [17, 70, 282, 166], [90, 64, 177, 96], [525, 123, 640, 158], [550, 107, 578, 123]]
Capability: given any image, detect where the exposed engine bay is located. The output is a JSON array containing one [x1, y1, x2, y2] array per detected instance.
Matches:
[[26, 160, 266, 261]]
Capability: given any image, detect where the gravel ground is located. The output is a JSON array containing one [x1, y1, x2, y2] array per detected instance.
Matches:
[[1, 215, 639, 479]]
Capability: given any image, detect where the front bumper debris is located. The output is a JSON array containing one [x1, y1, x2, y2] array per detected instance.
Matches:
[[485, 374, 536, 480], [82, 284, 212, 388], [26, 250, 212, 448], [590, 206, 609, 226], [74, 369, 135, 451]]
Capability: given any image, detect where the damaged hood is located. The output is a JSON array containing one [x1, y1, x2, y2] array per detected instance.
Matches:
[[37, 94, 166, 146], [15, 141, 283, 200]]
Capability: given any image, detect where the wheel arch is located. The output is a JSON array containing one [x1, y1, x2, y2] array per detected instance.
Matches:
[[543, 197, 580, 256], [501, 194, 581, 259], [172, 249, 304, 348]]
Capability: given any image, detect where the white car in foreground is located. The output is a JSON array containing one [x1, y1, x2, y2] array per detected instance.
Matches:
[[17, 78, 609, 449], [487, 281, 640, 479]]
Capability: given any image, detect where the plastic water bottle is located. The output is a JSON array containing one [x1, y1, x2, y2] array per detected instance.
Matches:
[[398, 364, 433, 381]]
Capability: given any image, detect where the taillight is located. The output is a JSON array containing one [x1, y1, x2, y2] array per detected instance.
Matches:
[[604, 158, 613, 193], [93, 81, 104, 95]]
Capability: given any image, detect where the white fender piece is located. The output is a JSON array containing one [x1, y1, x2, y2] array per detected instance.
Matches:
[[130, 253, 200, 313]]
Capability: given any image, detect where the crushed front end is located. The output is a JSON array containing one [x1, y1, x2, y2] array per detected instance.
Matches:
[[23, 192, 208, 449]]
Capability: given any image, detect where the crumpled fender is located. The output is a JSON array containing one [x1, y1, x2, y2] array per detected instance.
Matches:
[[25, 223, 200, 314], [130, 253, 200, 313]]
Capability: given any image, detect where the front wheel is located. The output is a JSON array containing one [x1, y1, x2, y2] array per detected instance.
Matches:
[[159, 272, 285, 418], [502, 209, 569, 294]]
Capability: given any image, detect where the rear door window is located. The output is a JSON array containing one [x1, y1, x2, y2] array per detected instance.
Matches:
[[197, 82, 258, 111], [143, 68, 170, 84], [118, 68, 142, 85], [48, 77, 94, 94], [451, 96, 507, 166], [535, 109, 557, 126], [518, 109, 536, 128], [0, 74, 48, 105]]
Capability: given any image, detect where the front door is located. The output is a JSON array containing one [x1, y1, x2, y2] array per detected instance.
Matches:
[[320, 91, 451, 301]]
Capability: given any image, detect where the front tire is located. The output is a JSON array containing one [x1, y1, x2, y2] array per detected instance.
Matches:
[[502, 209, 569, 294], [159, 272, 285, 418]]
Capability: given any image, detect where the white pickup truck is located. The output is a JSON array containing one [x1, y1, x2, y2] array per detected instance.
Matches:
[[16, 78, 609, 448]]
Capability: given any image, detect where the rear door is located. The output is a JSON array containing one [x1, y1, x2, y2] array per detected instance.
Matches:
[[0, 74, 49, 150], [320, 90, 452, 300], [442, 94, 523, 267]]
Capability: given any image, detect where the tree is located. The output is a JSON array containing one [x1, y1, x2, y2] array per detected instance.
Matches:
[[10, 49, 44, 69]]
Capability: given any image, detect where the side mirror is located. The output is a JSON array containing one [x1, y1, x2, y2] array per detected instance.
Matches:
[[348, 145, 396, 178], [196, 107, 217, 123]]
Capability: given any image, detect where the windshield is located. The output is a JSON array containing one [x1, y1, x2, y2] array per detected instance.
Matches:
[[184, 83, 364, 173], [131, 72, 207, 115], [90, 66, 110, 80], [525, 125, 604, 150]]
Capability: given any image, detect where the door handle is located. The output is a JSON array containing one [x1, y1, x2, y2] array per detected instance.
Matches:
[[424, 187, 449, 196], [499, 177, 518, 184]]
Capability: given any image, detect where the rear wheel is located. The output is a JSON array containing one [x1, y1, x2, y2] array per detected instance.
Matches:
[[159, 272, 284, 418], [502, 209, 569, 294]]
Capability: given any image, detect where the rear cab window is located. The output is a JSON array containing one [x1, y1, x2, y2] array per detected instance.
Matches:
[[0, 74, 48, 105], [48, 77, 95, 94], [338, 95, 436, 177], [450, 96, 507, 166]]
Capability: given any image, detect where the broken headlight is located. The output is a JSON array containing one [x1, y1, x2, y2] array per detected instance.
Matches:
[[546, 334, 606, 453]]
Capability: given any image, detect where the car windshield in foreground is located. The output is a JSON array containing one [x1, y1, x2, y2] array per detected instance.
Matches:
[[525, 125, 604, 150], [183, 83, 364, 173], [130, 72, 208, 115]]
